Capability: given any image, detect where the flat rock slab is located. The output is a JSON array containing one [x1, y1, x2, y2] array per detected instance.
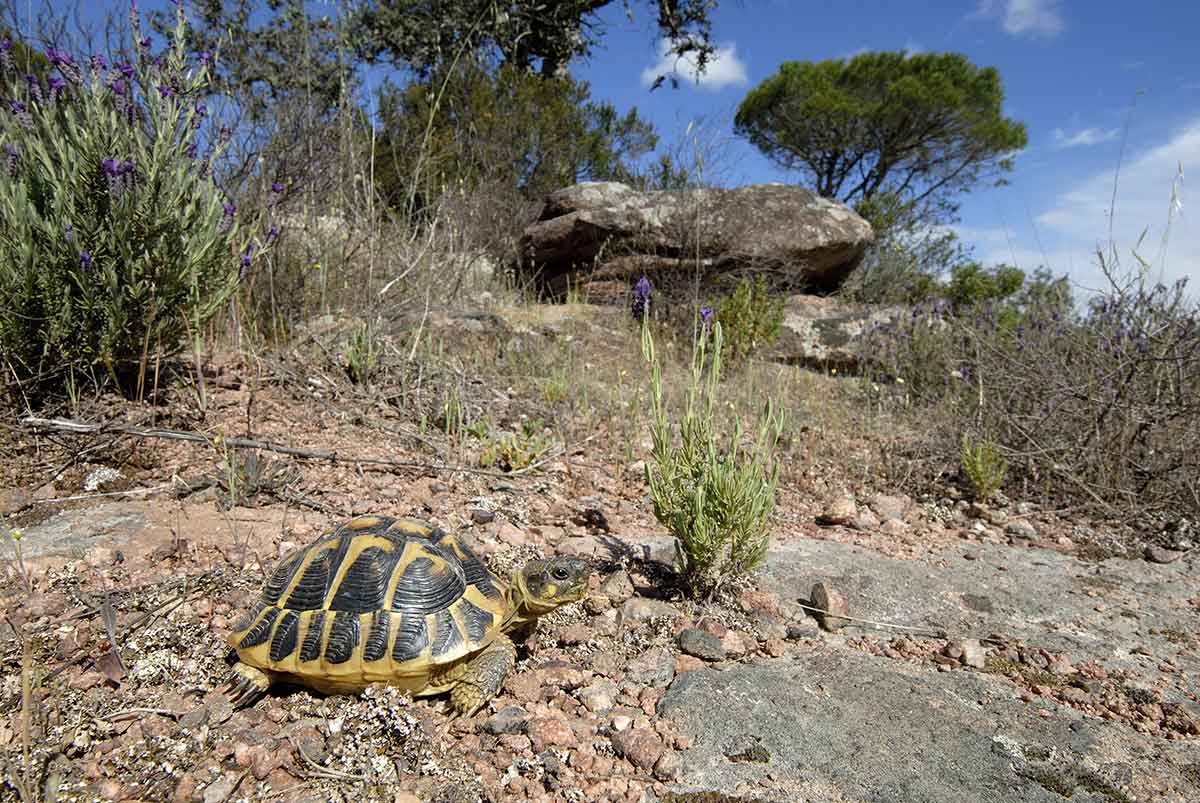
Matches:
[[758, 538, 1199, 697], [658, 651, 1199, 803], [6, 502, 150, 559]]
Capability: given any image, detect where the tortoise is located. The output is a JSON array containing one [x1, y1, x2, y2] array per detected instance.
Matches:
[[223, 514, 591, 718]]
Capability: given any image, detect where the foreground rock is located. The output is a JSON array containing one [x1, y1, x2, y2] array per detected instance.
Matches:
[[758, 538, 1199, 685], [518, 181, 874, 299], [657, 651, 1198, 803]]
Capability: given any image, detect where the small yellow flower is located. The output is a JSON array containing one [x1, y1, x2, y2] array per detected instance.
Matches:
[[10, 528, 21, 542]]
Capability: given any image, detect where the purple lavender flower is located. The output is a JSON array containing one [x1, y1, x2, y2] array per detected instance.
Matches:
[[47, 46, 81, 83], [0, 39, 11, 72], [185, 142, 198, 159], [4, 143, 17, 176], [157, 84, 176, 99], [117, 62, 135, 80], [7, 98, 31, 127], [266, 226, 279, 243], [48, 76, 67, 99], [271, 181, 284, 194], [199, 51, 215, 69], [79, 250, 93, 271], [632, 275, 651, 321], [90, 54, 108, 73], [193, 100, 206, 118], [700, 306, 714, 325], [102, 157, 127, 197], [24, 74, 42, 104], [239, 244, 254, 280], [220, 200, 236, 231]]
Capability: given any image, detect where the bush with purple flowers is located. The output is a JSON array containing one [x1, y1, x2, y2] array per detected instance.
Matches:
[[860, 247, 1200, 518], [0, 5, 267, 401]]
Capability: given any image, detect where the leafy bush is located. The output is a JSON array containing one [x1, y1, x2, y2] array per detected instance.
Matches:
[[713, 274, 785, 367], [642, 313, 785, 599], [374, 61, 657, 218], [479, 419, 555, 472], [0, 7, 266, 402]]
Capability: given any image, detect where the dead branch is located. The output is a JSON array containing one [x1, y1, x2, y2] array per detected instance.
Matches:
[[19, 416, 540, 479]]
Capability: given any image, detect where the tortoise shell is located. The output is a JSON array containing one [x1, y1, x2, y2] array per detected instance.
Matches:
[[227, 514, 508, 690]]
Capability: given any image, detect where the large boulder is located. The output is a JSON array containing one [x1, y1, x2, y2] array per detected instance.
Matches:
[[518, 181, 874, 301], [766, 294, 902, 372]]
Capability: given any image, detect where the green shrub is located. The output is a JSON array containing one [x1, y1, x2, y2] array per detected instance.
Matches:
[[479, 419, 555, 472], [344, 322, 383, 384], [960, 431, 1007, 501], [642, 314, 785, 599], [0, 7, 267, 402], [714, 274, 785, 367]]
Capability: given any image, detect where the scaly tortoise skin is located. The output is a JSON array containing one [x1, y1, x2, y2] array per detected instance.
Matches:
[[223, 514, 591, 718]]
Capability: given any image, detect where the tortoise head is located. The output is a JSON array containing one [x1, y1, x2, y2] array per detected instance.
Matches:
[[510, 555, 592, 619]]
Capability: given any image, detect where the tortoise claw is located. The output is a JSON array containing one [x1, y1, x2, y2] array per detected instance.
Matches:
[[224, 663, 270, 709]]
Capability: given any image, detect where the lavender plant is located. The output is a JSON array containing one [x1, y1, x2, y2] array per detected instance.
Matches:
[[641, 307, 785, 599], [0, 6, 266, 402]]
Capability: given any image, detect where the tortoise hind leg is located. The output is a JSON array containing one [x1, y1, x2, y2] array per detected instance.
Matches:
[[224, 662, 273, 709], [448, 634, 517, 721]]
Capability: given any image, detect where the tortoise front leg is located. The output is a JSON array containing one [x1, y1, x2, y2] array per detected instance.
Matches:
[[448, 633, 517, 720], [225, 662, 273, 709]]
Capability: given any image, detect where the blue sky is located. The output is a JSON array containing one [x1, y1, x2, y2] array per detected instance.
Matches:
[[569, 0, 1198, 300], [64, 1, 1199, 300]]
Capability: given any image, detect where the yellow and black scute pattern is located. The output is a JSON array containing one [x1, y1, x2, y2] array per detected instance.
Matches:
[[227, 514, 505, 691]]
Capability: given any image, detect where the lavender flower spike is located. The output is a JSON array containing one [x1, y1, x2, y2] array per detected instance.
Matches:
[[631, 275, 652, 321]]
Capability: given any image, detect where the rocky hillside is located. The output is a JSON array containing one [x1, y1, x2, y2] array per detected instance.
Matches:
[[1, 304, 1196, 803]]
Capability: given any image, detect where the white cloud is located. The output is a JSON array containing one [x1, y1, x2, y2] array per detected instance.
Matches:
[[640, 40, 748, 91], [1052, 127, 1121, 148], [968, 119, 1197, 298], [973, 0, 1065, 39]]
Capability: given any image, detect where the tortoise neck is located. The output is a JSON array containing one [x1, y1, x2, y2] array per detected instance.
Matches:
[[502, 571, 552, 631]]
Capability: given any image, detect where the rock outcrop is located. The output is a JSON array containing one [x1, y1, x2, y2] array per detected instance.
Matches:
[[518, 181, 874, 301], [767, 294, 903, 371]]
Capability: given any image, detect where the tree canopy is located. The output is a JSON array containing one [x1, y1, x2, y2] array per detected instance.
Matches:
[[351, 0, 716, 82], [374, 60, 657, 209], [733, 50, 1028, 226]]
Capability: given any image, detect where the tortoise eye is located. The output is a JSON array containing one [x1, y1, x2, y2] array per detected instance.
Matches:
[[551, 566, 569, 581]]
